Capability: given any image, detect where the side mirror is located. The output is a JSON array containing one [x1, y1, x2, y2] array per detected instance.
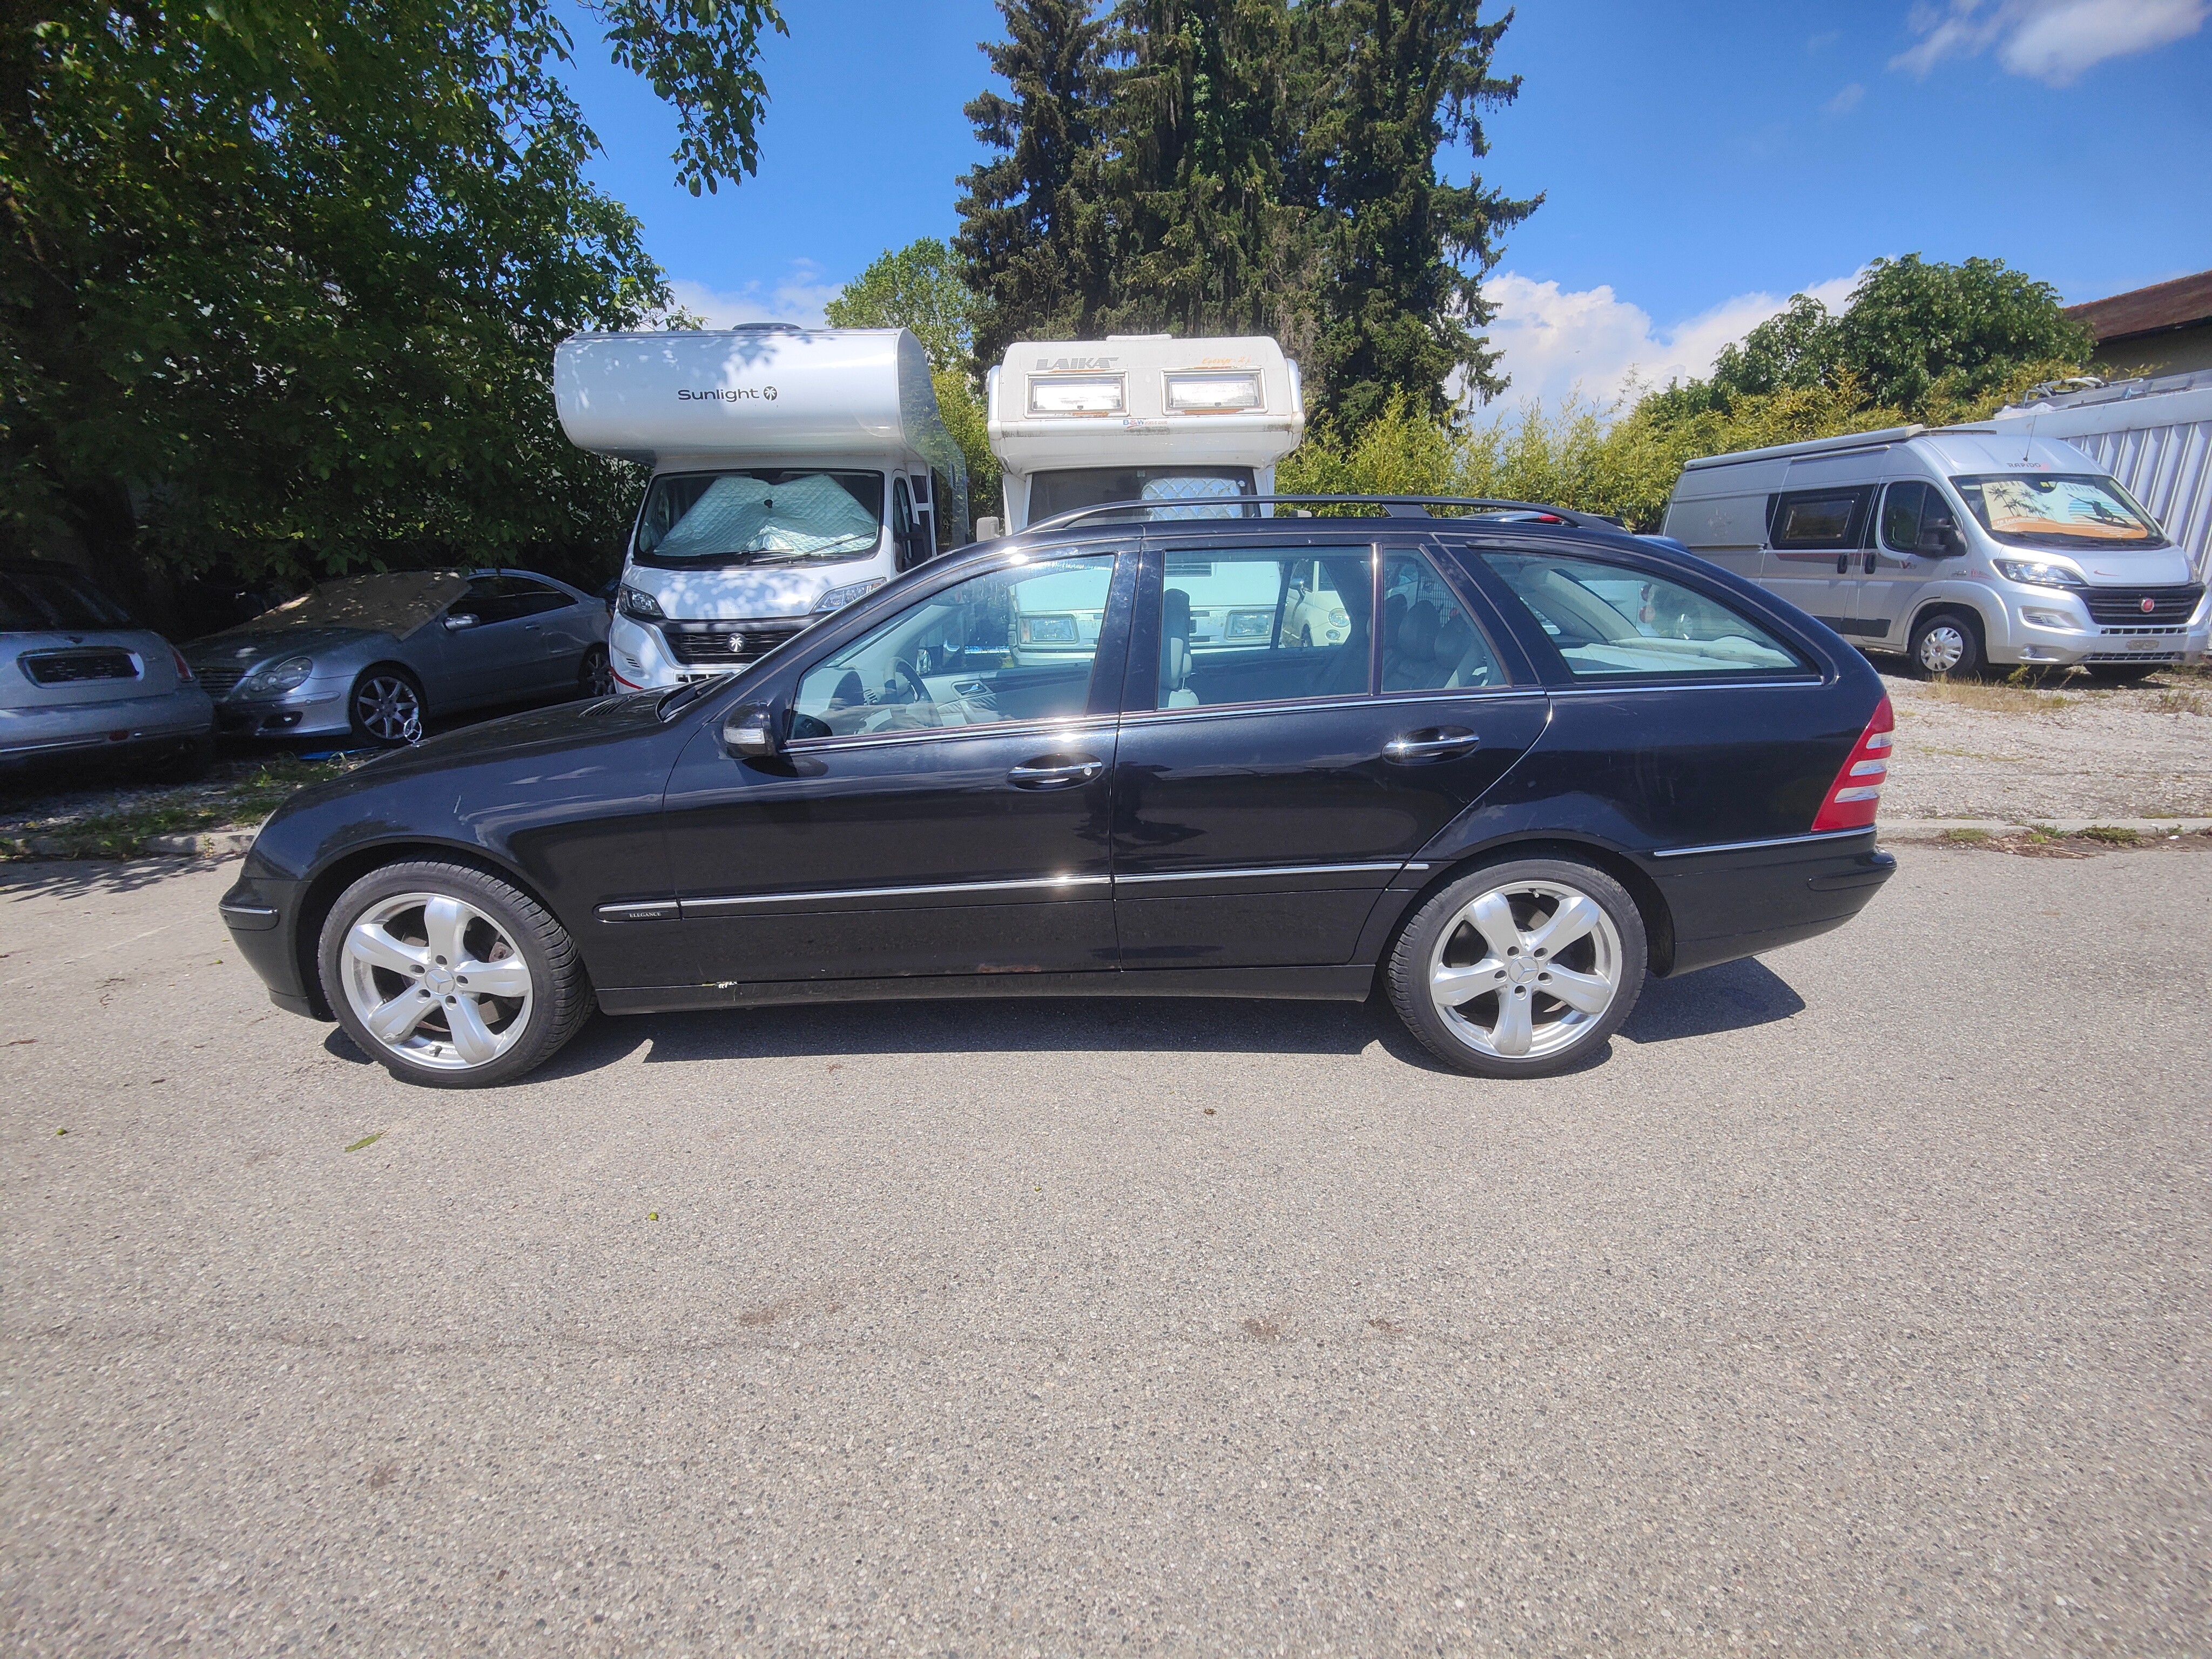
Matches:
[[444, 611, 480, 631], [973, 516, 1003, 541], [720, 702, 785, 758], [1919, 525, 1964, 557]]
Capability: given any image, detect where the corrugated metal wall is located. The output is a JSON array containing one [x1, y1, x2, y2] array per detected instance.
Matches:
[[2067, 419, 2212, 582]]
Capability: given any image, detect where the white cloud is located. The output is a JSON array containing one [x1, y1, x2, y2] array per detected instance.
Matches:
[[1890, 0, 2208, 86], [1477, 272, 1864, 415], [664, 261, 841, 329], [1825, 80, 1867, 112]]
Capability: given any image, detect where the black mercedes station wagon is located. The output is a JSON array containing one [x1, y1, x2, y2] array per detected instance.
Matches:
[[219, 499, 1897, 1087]]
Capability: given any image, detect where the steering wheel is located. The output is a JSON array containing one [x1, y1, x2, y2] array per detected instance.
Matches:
[[891, 658, 929, 704]]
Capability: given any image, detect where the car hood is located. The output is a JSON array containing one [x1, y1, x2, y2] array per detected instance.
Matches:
[[345, 687, 680, 781], [186, 627, 385, 669]]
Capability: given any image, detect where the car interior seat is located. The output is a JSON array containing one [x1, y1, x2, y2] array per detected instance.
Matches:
[[1382, 599, 1439, 691], [1160, 588, 1198, 706]]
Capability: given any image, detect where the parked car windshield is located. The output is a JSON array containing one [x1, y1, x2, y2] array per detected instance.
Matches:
[[0, 564, 133, 631], [632, 470, 885, 568], [1028, 466, 1259, 523], [215, 571, 470, 638], [1950, 473, 2167, 551]]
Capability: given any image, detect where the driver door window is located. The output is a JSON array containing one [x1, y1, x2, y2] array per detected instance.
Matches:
[[791, 554, 1117, 740]]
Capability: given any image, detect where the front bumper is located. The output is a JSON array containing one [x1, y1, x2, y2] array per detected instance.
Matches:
[[211, 680, 352, 739], [1997, 596, 2208, 667], [0, 687, 214, 767], [220, 872, 326, 1019]]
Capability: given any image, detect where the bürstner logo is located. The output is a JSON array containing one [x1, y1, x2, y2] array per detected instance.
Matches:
[[678, 386, 777, 401], [2141, 596, 2156, 612]]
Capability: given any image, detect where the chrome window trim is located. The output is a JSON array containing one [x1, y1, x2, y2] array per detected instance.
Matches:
[[1650, 826, 1876, 860], [683, 873, 1112, 914], [785, 714, 1117, 758], [1119, 687, 1543, 729], [1544, 677, 1823, 696]]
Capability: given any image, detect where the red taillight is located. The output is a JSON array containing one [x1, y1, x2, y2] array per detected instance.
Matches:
[[1811, 693, 1893, 832], [170, 645, 195, 683]]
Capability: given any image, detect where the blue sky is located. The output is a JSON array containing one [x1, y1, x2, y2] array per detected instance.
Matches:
[[559, 0, 2212, 409]]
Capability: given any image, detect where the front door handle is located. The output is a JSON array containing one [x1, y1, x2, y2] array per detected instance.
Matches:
[[1008, 754, 1105, 790], [1384, 727, 1478, 764]]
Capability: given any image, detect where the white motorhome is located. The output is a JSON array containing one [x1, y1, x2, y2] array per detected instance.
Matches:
[[556, 325, 968, 689], [1989, 368, 2212, 584], [1661, 425, 2208, 678], [983, 334, 1304, 533]]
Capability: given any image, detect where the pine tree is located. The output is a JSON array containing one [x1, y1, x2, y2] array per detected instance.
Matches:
[[1095, 0, 1303, 343], [954, 0, 1116, 369], [1294, 0, 1539, 428]]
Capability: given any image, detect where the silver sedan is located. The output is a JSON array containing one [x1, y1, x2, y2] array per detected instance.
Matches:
[[184, 569, 612, 745]]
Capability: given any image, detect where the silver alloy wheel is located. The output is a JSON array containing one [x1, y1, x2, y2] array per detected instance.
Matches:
[[1917, 623, 1967, 676], [1427, 878, 1624, 1060], [355, 673, 423, 742], [339, 891, 534, 1072], [581, 647, 615, 698]]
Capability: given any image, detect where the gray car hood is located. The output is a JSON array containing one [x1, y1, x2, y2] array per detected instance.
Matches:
[[185, 626, 390, 671]]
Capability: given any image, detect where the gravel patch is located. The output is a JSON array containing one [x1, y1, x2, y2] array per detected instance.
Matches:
[[1883, 666, 2212, 821]]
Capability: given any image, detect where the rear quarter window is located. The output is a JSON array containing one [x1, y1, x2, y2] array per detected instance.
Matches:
[[1480, 551, 1809, 680]]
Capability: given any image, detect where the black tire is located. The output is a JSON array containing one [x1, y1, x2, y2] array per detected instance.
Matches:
[[1299, 624, 1314, 648], [578, 644, 615, 699], [349, 664, 426, 746], [152, 730, 216, 783], [1908, 609, 1984, 679], [318, 859, 593, 1088], [1386, 856, 1648, 1078]]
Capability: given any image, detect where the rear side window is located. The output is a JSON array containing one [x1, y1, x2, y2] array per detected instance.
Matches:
[[1480, 552, 1807, 680], [1154, 548, 1373, 708], [1768, 487, 1873, 550], [1382, 551, 1504, 692]]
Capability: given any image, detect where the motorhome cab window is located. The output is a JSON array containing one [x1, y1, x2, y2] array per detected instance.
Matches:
[[1028, 467, 1259, 523], [1950, 474, 2168, 551], [632, 470, 885, 568]]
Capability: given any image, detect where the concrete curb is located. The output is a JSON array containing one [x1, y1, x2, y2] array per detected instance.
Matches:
[[3, 828, 255, 861], [1882, 818, 2212, 841]]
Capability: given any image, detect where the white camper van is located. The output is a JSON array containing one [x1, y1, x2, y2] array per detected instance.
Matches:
[[983, 334, 1304, 533], [556, 325, 968, 690], [1989, 368, 2212, 585], [1661, 426, 2208, 678]]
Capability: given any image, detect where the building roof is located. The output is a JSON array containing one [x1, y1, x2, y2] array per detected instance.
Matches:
[[2065, 270, 2212, 345]]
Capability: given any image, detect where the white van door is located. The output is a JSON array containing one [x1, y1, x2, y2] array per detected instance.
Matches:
[[1859, 480, 1966, 644], [1763, 483, 1874, 632]]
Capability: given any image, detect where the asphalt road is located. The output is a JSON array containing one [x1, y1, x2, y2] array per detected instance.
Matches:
[[3, 845, 2207, 1656]]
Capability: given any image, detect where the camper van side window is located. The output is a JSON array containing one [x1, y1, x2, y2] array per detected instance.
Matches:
[[1768, 488, 1872, 551]]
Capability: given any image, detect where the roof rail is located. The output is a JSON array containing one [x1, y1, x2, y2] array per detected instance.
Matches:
[[1022, 494, 1620, 536]]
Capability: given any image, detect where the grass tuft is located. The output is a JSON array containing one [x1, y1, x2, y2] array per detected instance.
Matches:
[[2079, 824, 2141, 846]]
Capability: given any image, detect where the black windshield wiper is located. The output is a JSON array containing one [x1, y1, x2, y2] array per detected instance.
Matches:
[[656, 677, 727, 720]]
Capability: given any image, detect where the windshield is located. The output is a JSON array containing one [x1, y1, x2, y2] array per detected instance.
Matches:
[[1028, 466, 1258, 523], [0, 564, 133, 631], [1951, 473, 2167, 551], [632, 470, 885, 568]]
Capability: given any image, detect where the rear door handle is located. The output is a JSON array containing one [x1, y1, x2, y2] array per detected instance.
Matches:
[[1008, 754, 1104, 790], [1384, 727, 1479, 763]]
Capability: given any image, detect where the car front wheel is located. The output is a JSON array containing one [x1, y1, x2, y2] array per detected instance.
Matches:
[[579, 644, 615, 698], [319, 860, 593, 1087], [1387, 858, 1647, 1077]]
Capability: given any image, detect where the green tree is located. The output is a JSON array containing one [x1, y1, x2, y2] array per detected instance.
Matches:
[[1, 0, 785, 595], [1832, 254, 2093, 412], [1292, 0, 1539, 428], [822, 238, 975, 369], [955, 0, 1116, 369], [1093, 0, 1301, 342], [823, 239, 1001, 518]]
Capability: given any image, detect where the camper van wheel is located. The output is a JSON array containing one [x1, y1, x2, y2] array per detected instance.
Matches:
[[1910, 610, 1982, 679], [579, 645, 615, 699]]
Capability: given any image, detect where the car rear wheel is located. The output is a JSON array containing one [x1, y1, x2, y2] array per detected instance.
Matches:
[[579, 644, 615, 698], [320, 860, 592, 1088], [1910, 610, 1982, 679], [349, 665, 425, 746], [1387, 858, 1647, 1077]]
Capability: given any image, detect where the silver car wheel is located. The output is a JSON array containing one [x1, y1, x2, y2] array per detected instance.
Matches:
[[581, 646, 615, 698], [339, 891, 534, 1072], [1427, 878, 1624, 1060], [1917, 623, 1967, 676], [355, 673, 423, 743]]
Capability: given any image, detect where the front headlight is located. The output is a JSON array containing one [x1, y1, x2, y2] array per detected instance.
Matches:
[[1993, 558, 2085, 589], [239, 655, 313, 697], [1329, 608, 1349, 629], [618, 584, 666, 621], [812, 578, 887, 613], [1225, 608, 1274, 640], [1018, 615, 1078, 644]]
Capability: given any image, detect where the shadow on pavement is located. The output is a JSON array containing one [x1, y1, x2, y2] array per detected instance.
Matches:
[[0, 857, 231, 903], [1620, 956, 1805, 1043]]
